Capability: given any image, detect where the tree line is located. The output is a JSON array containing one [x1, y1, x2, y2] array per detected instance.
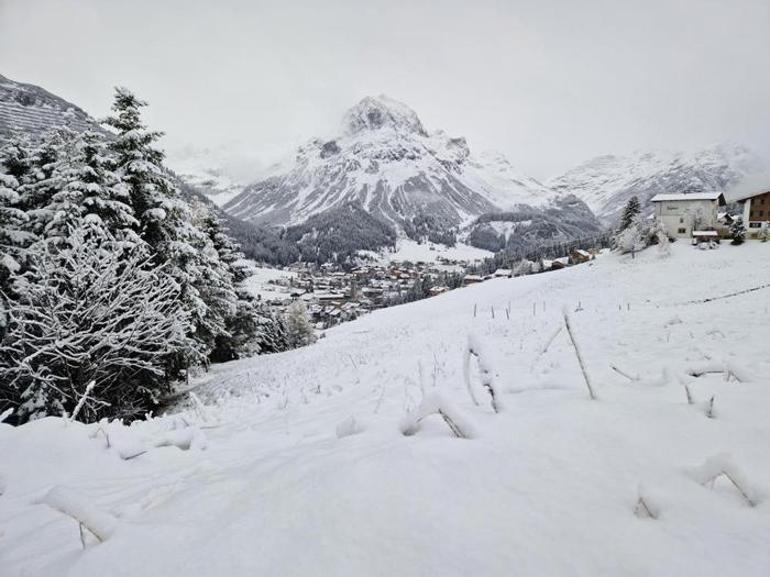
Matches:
[[0, 88, 312, 424]]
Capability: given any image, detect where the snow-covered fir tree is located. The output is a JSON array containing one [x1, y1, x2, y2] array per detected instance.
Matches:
[[0, 172, 28, 298], [619, 195, 641, 231], [102, 87, 234, 366], [255, 305, 290, 354]]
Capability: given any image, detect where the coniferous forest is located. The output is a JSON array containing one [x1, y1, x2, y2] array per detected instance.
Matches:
[[0, 88, 298, 424]]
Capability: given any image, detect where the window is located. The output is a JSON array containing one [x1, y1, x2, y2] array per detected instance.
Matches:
[[679, 217, 684, 223], [760, 210, 765, 217], [678, 227, 687, 234]]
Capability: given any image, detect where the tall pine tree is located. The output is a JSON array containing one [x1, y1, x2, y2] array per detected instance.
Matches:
[[619, 196, 641, 231]]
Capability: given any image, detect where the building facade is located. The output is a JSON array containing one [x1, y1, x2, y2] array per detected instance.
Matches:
[[738, 190, 770, 238], [650, 192, 725, 238]]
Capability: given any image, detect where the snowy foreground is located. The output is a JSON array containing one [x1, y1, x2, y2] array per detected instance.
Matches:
[[2, 243, 770, 576]]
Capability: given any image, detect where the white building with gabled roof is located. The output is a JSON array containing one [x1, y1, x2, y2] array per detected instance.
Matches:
[[649, 192, 726, 238]]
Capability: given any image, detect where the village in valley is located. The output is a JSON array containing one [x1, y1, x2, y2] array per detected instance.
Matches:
[[246, 187, 770, 331]]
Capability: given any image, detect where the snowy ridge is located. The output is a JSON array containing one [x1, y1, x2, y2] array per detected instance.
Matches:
[[224, 96, 562, 230], [0, 74, 102, 141], [3, 242, 770, 575], [549, 145, 765, 223]]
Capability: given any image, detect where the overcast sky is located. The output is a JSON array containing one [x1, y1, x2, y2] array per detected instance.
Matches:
[[2, 0, 769, 180]]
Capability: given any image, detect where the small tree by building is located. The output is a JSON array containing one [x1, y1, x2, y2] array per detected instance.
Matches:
[[619, 196, 641, 231], [730, 218, 746, 245]]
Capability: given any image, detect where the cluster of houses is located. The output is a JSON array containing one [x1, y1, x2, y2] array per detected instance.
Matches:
[[650, 188, 770, 241], [257, 260, 465, 328]]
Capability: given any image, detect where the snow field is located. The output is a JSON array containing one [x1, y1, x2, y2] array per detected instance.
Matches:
[[1, 242, 770, 576]]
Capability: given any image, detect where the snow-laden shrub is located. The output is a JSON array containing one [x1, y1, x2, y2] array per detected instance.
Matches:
[[336, 415, 365, 438], [614, 218, 650, 256], [463, 334, 502, 412], [0, 228, 192, 423], [39, 486, 118, 544], [285, 300, 317, 349], [654, 220, 671, 257], [730, 218, 746, 245], [689, 454, 759, 507], [400, 392, 475, 439]]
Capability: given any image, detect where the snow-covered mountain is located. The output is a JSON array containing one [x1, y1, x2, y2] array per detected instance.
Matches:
[[224, 95, 604, 257], [0, 73, 103, 141], [225, 95, 561, 229], [550, 145, 765, 224]]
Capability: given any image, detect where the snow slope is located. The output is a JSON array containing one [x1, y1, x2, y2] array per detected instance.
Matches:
[[3, 243, 770, 576], [0, 74, 103, 142]]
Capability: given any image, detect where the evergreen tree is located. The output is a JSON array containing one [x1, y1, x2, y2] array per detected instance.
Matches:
[[103, 88, 231, 365], [103, 88, 180, 247], [255, 305, 289, 354], [0, 173, 29, 297], [619, 196, 641, 231], [730, 218, 746, 245], [21, 129, 79, 241]]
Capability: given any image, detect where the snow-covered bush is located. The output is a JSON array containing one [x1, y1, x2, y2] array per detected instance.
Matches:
[[730, 218, 746, 245], [512, 258, 534, 277], [0, 228, 192, 423], [614, 218, 650, 256], [400, 392, 475, 439], [654, 220, 671, 256]]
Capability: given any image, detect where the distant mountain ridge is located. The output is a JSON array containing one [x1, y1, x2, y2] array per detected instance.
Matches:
[[224, 95, 605, 257], [0, 74, 103, 140], [549, 145, 765, 223], [225, 95, 563, 230]]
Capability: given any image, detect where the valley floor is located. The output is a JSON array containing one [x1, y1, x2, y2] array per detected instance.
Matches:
[[2, 242, 770, 576]]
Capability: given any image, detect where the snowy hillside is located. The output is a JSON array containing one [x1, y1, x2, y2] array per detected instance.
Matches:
[[3, 242, 770, 576], [550, 145, 765, 223], [225, 96, 567, 229], [0, 73, 103, 142]]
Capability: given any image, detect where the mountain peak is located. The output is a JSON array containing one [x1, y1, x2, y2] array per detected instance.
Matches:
[[342, 95, 427, 136]]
